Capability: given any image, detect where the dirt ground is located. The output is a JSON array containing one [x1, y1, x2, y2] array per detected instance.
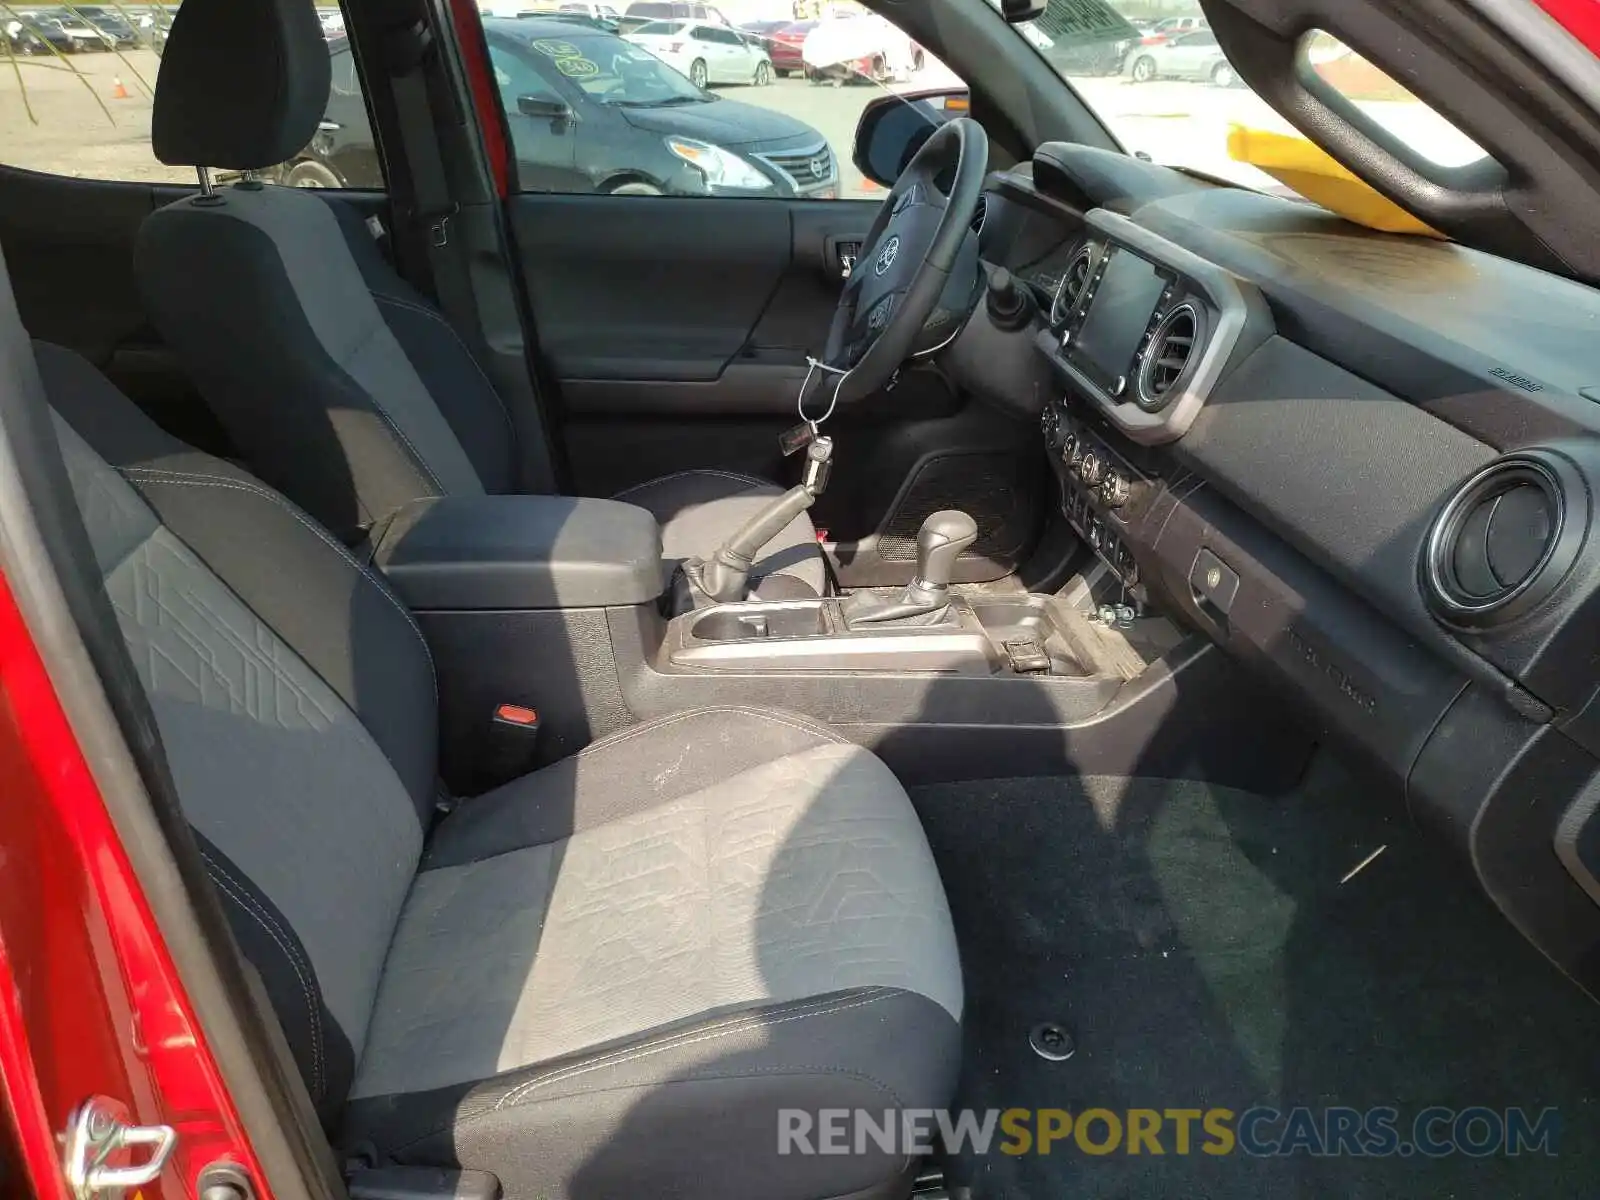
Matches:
[[0, 47, 194, 183]]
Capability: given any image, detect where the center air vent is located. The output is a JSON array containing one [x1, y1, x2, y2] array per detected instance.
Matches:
[[1135, 303, 1200, 412], [1423, 454, 1584, 627], [1051, 244, 1095, 326]]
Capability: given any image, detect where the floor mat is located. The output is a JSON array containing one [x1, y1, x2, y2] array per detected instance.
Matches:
[[911, 759, 1600, 1199]]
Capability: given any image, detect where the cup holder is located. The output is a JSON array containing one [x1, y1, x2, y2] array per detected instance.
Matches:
[[690, 603, 828, 642]]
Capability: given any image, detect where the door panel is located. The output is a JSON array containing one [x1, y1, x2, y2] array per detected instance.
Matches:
[[508, 193, 865, 387]]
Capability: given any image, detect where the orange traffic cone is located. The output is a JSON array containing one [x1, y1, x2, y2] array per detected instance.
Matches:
[[111, 77, 130, 100]]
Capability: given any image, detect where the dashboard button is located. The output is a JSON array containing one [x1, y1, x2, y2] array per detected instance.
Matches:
[[1190, 548, 1240, 615], [1100, 473, 1131, 508], [1079, 451, 1104, 486], [1041, 406, 1063, 450]]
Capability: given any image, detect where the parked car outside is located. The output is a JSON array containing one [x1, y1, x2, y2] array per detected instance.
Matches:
[[557, 0, 622, 23], [18, 9, 107, 51], [626, 19, 773, 88], [1123, 28, 1238, 86], [279, 21, 837, 198], [532, 10, 619, 32], [66, 5, 139, 47], [1149, 14, 1209, 39], [763, 18, 813, 75], [617, 1, 730, 34], [737, 17, 789, 42], [801, 8, 920, 84]]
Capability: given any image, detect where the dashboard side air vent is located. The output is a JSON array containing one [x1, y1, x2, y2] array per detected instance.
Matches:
[[1051, 244, 1095, 326], [1423, 454, 1585, 627], [1135, 303, 1200, 412]]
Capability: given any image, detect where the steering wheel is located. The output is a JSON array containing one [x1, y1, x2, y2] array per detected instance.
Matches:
[[821, 116, 989, 407]]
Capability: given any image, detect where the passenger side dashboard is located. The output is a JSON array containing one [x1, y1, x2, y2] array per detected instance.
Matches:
[[966, 142, 1600, 997]]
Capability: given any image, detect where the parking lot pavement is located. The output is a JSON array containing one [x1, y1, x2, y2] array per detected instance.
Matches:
[[0, 49, 190, 183]]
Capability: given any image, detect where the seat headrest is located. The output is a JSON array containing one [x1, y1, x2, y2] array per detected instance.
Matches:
[[152, 0, 331, 170]]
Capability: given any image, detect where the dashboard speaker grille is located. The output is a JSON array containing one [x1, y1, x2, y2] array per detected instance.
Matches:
[[1136, 303, 1198, 411]]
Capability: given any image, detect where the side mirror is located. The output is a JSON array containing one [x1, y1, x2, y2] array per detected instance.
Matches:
[[852, 89, 967, 189], [999, 0, 1047, 21], [517, 95, 574, 123]]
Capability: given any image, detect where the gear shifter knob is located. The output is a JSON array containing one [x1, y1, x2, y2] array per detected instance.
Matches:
[[914, 510, 978, 591]]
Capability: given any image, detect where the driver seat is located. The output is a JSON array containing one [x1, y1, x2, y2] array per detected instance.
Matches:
[[133, 0, 825, 599]]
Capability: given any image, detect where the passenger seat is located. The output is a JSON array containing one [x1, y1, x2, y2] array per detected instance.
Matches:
[[28, 326, 961, 1198]]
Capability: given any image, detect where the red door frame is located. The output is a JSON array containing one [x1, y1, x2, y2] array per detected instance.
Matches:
[[0, 571, 268, 1200]]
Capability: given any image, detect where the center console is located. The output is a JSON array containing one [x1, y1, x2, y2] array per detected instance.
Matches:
[[368, 489, 1305, 797]]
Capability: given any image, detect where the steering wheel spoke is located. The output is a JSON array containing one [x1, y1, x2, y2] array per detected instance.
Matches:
[[821, 118, 988, 401]]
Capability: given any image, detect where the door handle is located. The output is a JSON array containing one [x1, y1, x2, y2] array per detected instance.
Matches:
[[823, 236, 863, 281]]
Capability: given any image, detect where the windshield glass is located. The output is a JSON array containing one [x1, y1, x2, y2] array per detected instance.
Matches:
[[988, 0, 1488, 199], [497, 31, 711, 105]]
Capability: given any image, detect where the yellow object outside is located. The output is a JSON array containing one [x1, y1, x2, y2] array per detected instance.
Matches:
[[1226, 123, 1444, 239]]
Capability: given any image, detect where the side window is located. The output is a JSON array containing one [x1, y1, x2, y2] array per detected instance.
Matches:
[[0, 3, 377, 188], [332, 46, 362, 97], [491, 4, 963, 201]]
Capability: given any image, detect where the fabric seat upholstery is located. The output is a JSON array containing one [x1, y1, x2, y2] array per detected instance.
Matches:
[[32, 330, 960, 1197], [132, 0, 826, 599]]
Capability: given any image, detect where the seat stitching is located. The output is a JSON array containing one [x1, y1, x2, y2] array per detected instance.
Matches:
[[375, 991, 892, 1151], [492, 990, 896, 1111], [201, 850, 325, 1097], [611, 469, 775, 501], [118, 468, 437, 696], [339, 317, 450, 496], [576, 706, 848, 757], [441, 1065, 908, 1124], [372, 293, 518, 449]]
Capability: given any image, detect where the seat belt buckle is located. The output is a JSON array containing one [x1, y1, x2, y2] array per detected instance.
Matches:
[[482, 703, 541, 785]]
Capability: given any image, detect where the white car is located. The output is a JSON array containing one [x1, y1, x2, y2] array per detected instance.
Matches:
[[801, 10, 920, 84], [626, 20, 774, 88], [556, 1, 622, 20]]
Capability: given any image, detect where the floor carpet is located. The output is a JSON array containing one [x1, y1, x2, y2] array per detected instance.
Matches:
[[910, 757, 1600, 1199]]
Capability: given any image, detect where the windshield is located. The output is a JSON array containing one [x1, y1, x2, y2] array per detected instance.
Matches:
[[631, 19, 685, 33], [990, 0, 1488, 199], [496, 32, 711, 105]]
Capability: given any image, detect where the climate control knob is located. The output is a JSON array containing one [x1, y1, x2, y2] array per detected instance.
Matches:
[[1078, 451, 1104, 487], [1099, 472, 1131, 508]]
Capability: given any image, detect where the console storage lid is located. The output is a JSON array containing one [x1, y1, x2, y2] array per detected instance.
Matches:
[[372, 495, 664, 610]]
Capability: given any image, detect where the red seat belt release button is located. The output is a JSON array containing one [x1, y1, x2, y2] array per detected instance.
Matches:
[[484, 703, 541, 785]]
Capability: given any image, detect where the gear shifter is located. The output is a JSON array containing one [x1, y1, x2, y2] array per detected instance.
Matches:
[[844, 510, 978, 626], [683, 437, 833, 605]]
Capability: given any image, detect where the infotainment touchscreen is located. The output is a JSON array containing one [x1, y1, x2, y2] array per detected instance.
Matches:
[[1072, 248, 1168, 389]]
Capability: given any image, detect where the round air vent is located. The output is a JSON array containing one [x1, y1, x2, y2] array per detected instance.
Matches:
[[1051, 244, 1095, 326], [970, 195, 988, 236], [1135, 303, 1200, 412], [1423, 454, 1585, 627]]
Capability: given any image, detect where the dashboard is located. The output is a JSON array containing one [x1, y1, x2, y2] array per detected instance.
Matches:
[[951, 142, 1600, 998]]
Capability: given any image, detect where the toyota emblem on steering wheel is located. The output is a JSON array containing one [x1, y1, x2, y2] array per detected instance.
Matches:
[[874, 235, 900, 276]]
